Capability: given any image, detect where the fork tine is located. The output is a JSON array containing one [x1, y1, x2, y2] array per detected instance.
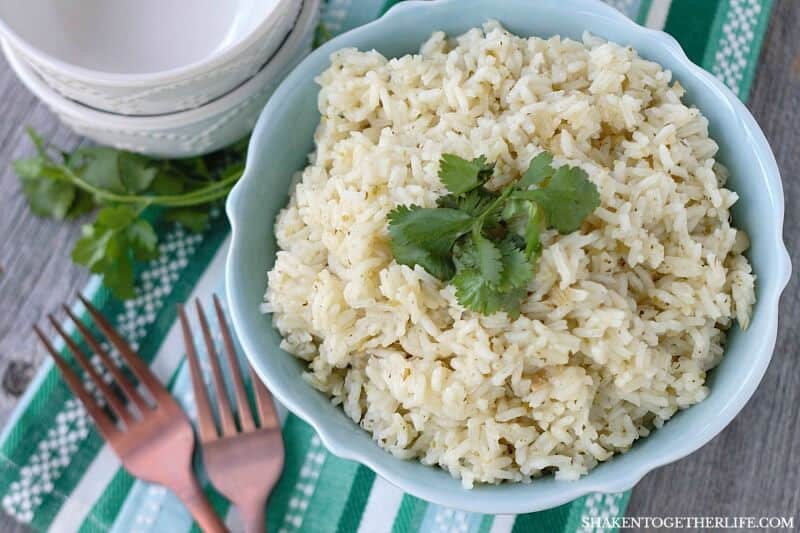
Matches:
[[34, 326, 120, 440], [48, 314, 135, 426], [213, 294, 255, 432], [247, 362, 280, 429], [63, 305, 150, 413], [78, 295, 165, 401], [179, 304, 218, 442], [196, 299, 238, 437]]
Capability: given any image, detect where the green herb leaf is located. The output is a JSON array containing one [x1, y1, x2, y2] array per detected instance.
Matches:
[[498, 238, 533, 290], [69, 147, 127, 195], [72, 225, 114, 269], [150, 171, 186, 195], [102, 252, 135, 299], [387, 205, 473, 280], [127, 219, 158, 261], [388, 205, 473, 255], [451, 269, 503, 315], [438, 154, 494, 195], [96, 205, 138, 230], [518, 152, 554, 188], [67, 190, 96, 219], [119, 152, 157, 193], [387, 151, 599, 316], [18, 170, 75, 219], [14, 127, 249, 299], [472, 230, 503, 285], [525, 165, 599, 233]]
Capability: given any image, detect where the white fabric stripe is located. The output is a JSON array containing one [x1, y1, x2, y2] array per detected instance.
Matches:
[[225, 506, 244, 533], [489, 514, 516, 533], [356, 477, 405, 533], [645, 0, 673, 29], [49, 238, 231, 533], [489, 514, 517, 533], [48, 447, 121, 533], [150, 237, 231, 382]]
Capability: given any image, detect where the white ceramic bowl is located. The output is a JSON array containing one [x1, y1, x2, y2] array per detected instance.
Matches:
[[0, 0, 301, 115], [2, 0, 319, 158]]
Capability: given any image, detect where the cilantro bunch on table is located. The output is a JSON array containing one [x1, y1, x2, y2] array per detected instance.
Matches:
[[13, 128, 247, 299], [387, 151, 600, 317]]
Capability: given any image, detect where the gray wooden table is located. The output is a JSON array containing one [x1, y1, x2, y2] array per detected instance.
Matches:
[[0, 1, 797, 531]]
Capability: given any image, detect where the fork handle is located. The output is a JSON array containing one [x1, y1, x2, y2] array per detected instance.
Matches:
[[175, 476, 228, 533], [239, 502, 266, 533]]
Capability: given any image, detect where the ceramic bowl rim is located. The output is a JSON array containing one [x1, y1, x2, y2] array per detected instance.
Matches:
[[0, 0, 318, 130], [0, 0, 294, 86]]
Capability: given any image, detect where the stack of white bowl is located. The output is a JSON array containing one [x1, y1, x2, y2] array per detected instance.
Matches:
[[0, 0, 319, 157]]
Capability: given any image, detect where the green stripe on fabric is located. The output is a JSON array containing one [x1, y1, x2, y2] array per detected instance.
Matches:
[[391, 495, 428, 533], [380, 0, 403, 15], [663, 0, 723, 64], [511, 496, 586, 533], [335, 466, 376, 533], [563, 495, 590, 532], [738, 0, 773, 99], [298, 456, 360, 532], [189, 487, 230, 533], [77, 470, 134, 533], [477, 514, 495, 533], [702, 0, 774, 100], [266, 415, 318, 532], [636, 0, 653, 26], [635, 0, 653, 24]]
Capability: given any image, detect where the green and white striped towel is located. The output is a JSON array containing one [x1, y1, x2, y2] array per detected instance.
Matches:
[[0, 0, 773, 531]]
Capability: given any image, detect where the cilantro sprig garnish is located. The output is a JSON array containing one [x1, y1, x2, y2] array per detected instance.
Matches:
[[387, 151, 599, 317], [13, 128, 247, 299]]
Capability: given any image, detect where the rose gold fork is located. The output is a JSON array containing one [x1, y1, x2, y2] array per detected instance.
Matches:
[[34, 295, 226, 533], [179, 295, 284, 533]]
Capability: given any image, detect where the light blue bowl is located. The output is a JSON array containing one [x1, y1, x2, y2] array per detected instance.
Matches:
[[226, 0, 791, 514]]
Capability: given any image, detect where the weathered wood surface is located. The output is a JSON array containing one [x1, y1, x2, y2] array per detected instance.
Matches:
[[0, 1, 797, 531]]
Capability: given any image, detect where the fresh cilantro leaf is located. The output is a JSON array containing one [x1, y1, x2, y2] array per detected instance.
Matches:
[[69, 147, 127, 194], [102, 252, 135, 299], [498, 238, 533, 290], [387, 205, 474, 280], [96, 205, 138, 229], [518, 165, 599, 233], [72, 225, 114, 269], [386, 151, 599, 316], [388, 205, 473, 255], [451, 269, 503, 315], [518, 152, 554, 188], [119, 153, 157, 193], [14, 127, 249, 299], [127, 219, 158, 261], [18, 170, 75, 219], [438, 154, 494, 195], [451, 267, 526, 317], [67, 190, 96, 219], [496, 288, 527, 318], [165, 208, 210, 232], [472, 231, 503, 285], [150, 171, 186, 195]]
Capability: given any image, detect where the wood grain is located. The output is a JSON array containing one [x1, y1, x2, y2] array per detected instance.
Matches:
[[0, 1, 797, 531]]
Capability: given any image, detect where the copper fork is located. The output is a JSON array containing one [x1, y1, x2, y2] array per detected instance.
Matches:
[[179, 295, 284, 533], [35, 296, 226, 533]]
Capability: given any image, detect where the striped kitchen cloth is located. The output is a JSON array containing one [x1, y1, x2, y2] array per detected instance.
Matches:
[[0, 0, 773, 531]]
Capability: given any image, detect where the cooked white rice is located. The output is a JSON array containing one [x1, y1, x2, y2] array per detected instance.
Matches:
[[263, 22, 755, 487]]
